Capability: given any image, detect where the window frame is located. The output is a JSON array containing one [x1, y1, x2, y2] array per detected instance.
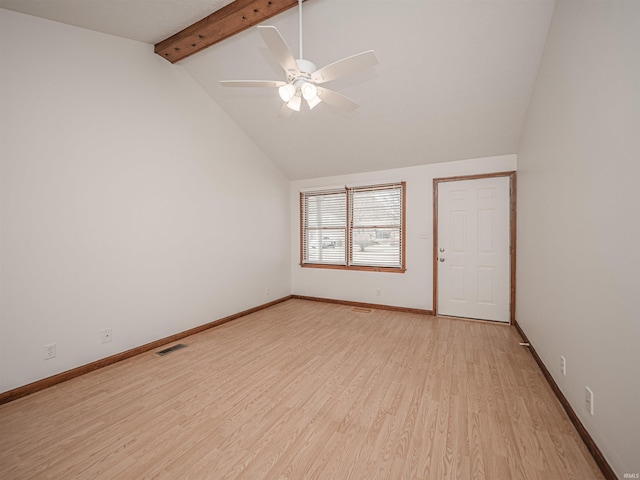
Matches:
[[300, 182, 406, 273]]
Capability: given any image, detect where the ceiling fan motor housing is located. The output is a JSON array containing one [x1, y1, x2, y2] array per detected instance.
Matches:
[[289, 58, 318, 82]]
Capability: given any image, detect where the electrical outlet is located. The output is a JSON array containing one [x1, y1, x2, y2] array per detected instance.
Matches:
[[376, 289, 382, 297], [560, 355, 566, 376], [101, 328, 112, 344], [585, 386, 594, 415], [44, 343, 56, 360], [265, 287, 270, 296]]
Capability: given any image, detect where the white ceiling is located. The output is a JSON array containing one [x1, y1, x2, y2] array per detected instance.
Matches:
[[0, 0, 556, 180], [0, 0, 235, 44]]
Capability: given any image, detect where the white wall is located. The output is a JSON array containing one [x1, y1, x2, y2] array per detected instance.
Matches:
[[0, 10, 291, 393], [516, 0, 640, 476], [291, 155, 516, 310]]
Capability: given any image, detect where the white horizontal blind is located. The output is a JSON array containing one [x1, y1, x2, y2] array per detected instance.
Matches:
[[301, 189, 347, 265], [350, 184, 403, 268], [301, 183, 404, 269]]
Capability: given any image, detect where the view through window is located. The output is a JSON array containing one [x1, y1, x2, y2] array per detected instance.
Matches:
[[301, 182, 405, 272]]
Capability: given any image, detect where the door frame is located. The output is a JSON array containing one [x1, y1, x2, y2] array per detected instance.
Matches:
[[433, 171, 517, 324]]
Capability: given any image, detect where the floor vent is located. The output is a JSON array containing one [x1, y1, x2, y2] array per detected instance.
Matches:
[[156, 343, 187, 356], [352, 307, 372, 313]]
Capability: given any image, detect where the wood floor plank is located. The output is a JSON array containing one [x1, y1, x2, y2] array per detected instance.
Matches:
[[0, 299, 605, 479]]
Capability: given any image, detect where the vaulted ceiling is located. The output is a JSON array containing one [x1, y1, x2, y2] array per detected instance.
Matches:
[[0, 0, 556, 179]]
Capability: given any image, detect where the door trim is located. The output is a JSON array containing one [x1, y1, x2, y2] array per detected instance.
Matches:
[[433, 171, 517, 324]]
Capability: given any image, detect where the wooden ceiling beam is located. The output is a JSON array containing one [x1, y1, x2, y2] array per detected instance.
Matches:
[[155, 0, 305, 63]]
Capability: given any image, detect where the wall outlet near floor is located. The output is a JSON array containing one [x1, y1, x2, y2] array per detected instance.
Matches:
[[585, 386, 594, 415], [376, 289, 382, 297], [560, 355, 566, 376], [44, 343, 56, 360], [265, 287, 270, 296], [101, 328, 113, 344]]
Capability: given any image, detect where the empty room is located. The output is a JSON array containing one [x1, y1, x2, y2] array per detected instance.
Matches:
[[0, 0, 638, 479]]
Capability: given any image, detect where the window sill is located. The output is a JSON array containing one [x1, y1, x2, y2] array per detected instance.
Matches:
[[300, 263, 406, 274]]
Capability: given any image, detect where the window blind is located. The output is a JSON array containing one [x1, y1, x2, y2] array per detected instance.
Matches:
[[350, 184, 403, 268], [301, 189, 347, 265], [301, 182, 405, 271]]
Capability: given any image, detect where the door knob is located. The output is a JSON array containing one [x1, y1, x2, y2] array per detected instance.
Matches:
[[439, 257, 445, 262], [439, 248, 445, 252]]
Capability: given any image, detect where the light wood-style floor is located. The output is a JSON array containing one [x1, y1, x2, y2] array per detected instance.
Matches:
[[0, 299, 604, 479]]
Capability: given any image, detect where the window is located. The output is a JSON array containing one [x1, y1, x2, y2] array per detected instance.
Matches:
[[301, 182, 405, 272]]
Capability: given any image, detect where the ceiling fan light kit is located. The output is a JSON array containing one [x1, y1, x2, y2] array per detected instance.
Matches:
[[306, 94, 322, 110], [278, 83, 296, 102], [301, 82, 317, 100], [220, 0, 378, 114], [287, 94, 302, 112]]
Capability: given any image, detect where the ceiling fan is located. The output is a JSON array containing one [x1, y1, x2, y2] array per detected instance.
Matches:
[[220, 0, 378, 113]]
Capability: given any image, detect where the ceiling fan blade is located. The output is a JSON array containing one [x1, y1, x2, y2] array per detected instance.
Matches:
[[311, 50, 378, 84], [316, 86, 359, 112], [257, 26, 300, 77], [220, 80, 286, 88]]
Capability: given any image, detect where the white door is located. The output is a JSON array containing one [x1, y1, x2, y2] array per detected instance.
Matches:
[[436, 176, 511, 322]]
